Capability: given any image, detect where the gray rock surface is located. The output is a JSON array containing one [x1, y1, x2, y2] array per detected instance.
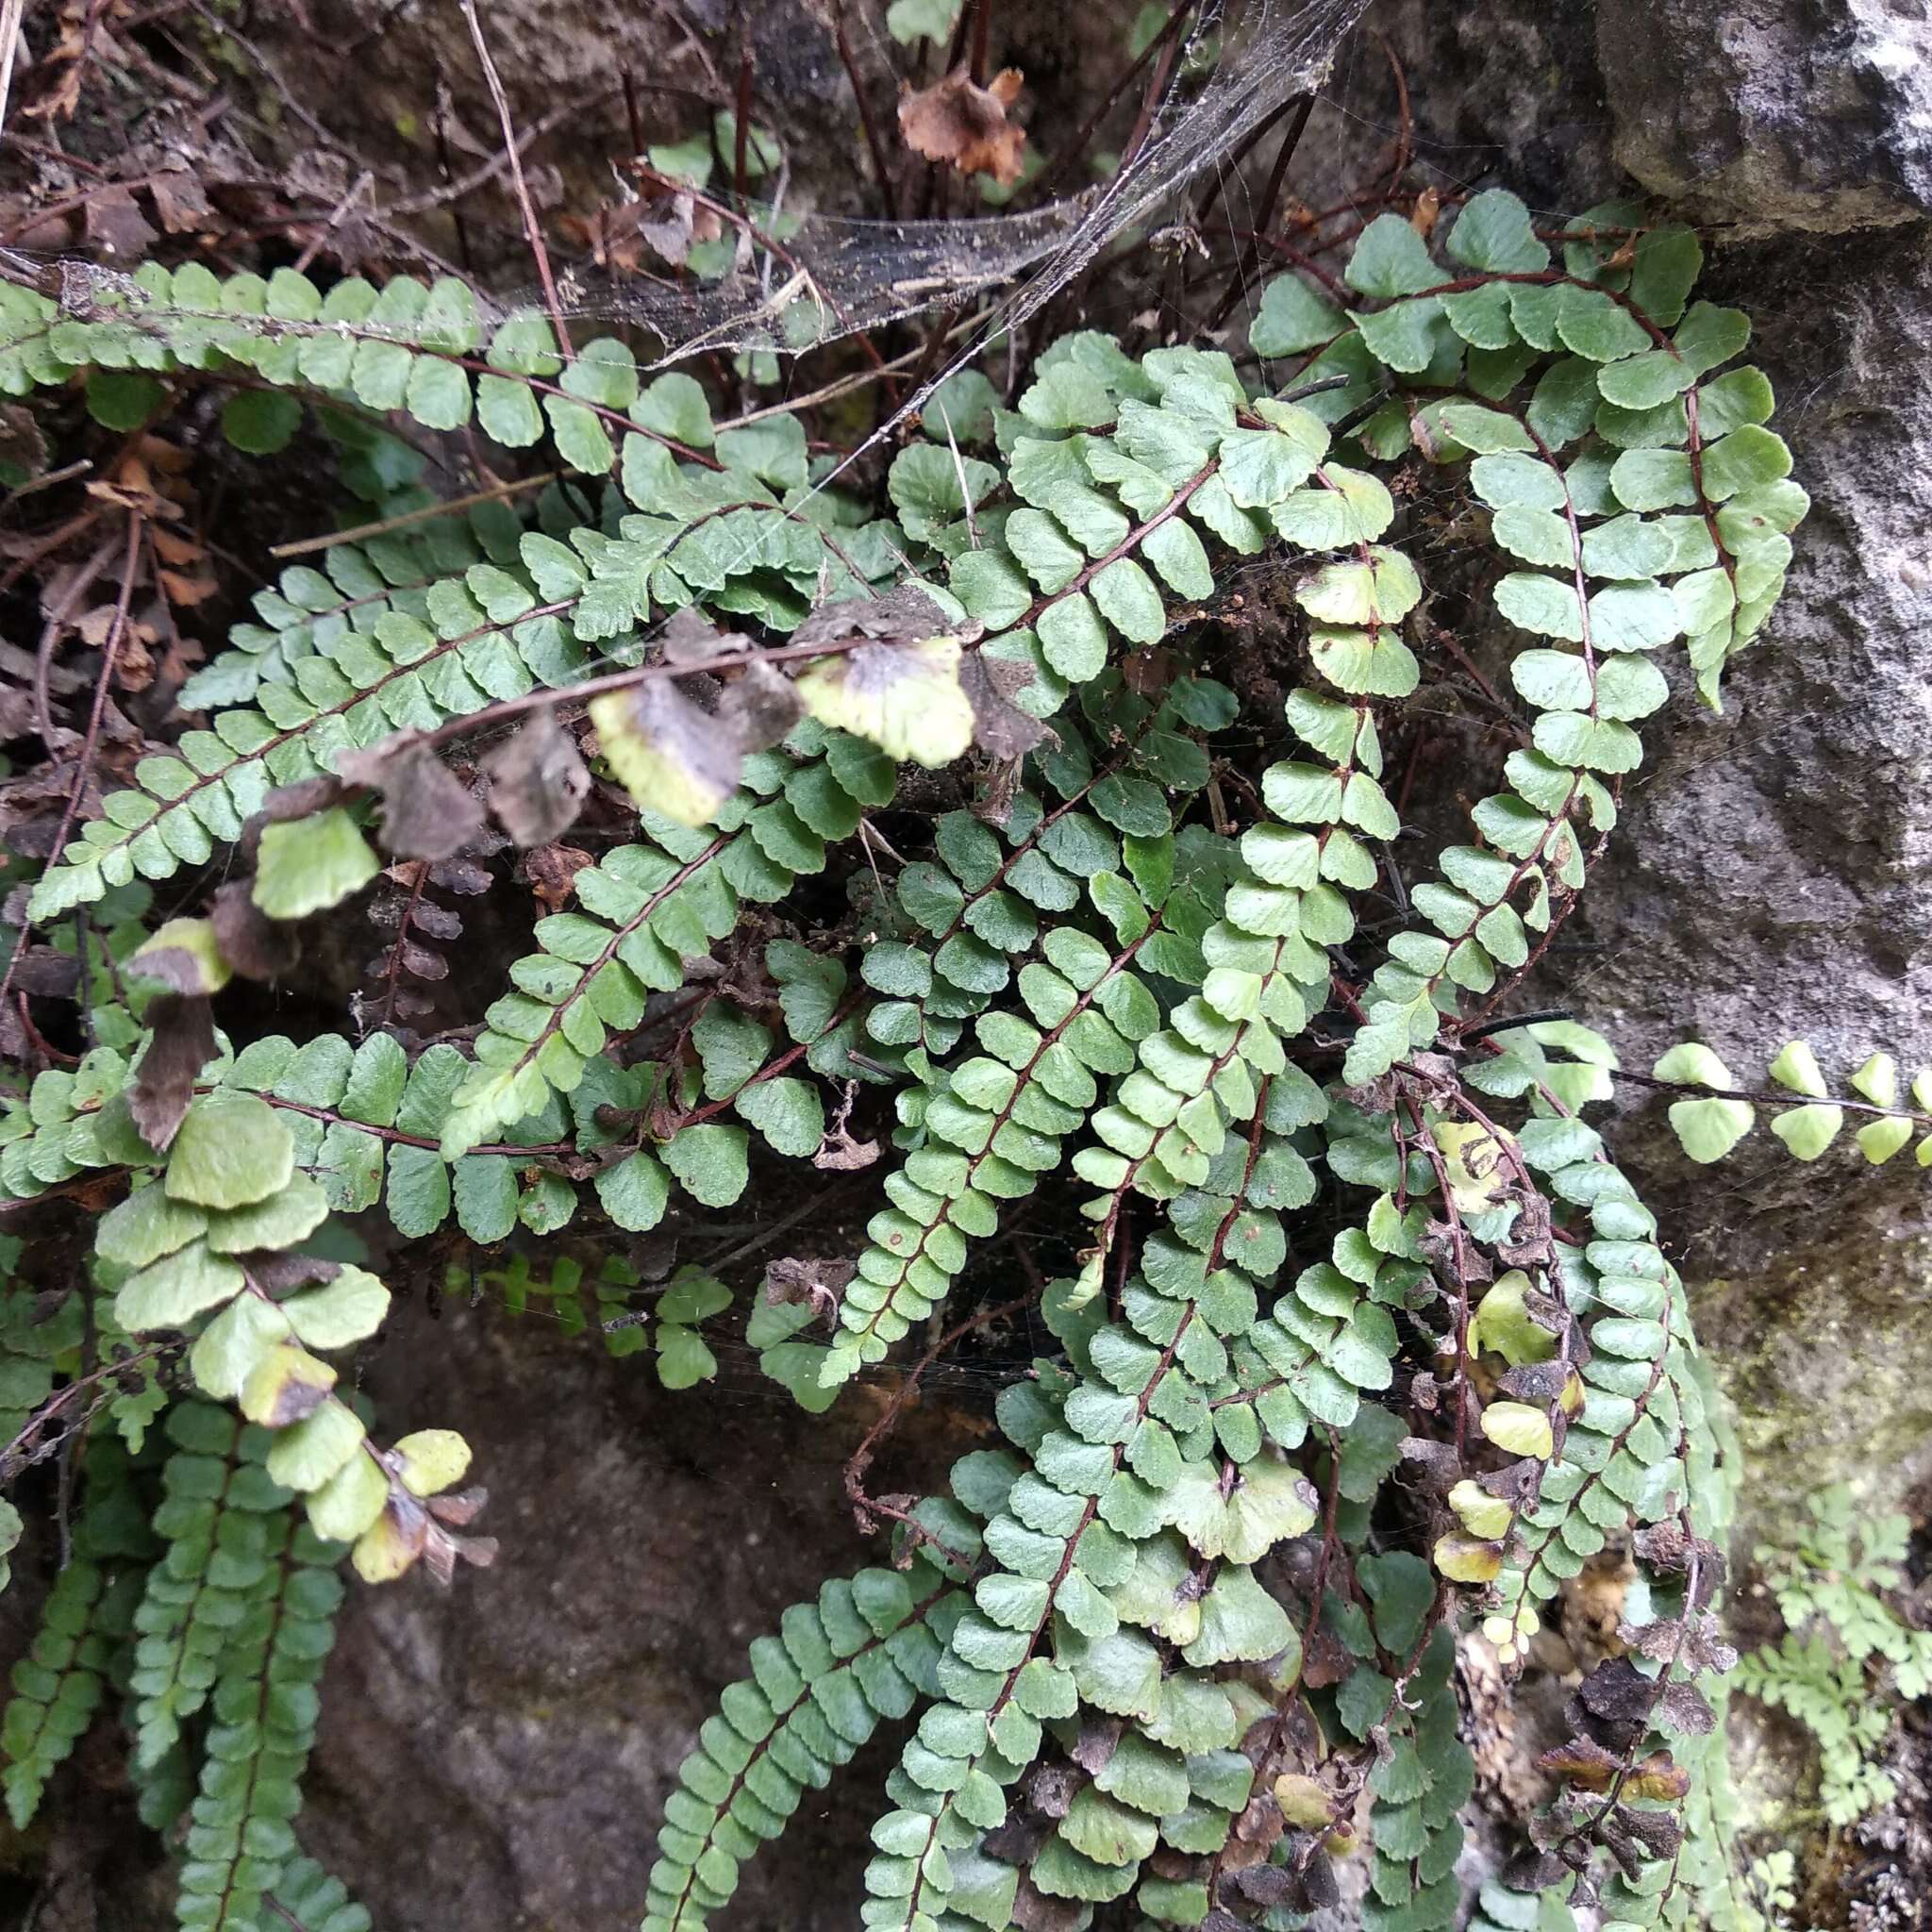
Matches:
[[292, 1294, 967, 1930], [1597, 0, 1932, 231], [1577, 220, 1932, 1280]]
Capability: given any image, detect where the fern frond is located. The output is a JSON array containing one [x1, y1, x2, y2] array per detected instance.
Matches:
[[174, 1512, 342, 1930], [0, 176, 1827, 1930], [0, 1437, 154, 1826], [182, 489, 577, 710], [824, 884, 1183, 1389], [858, 675, 1224, 1060], [1, 1555, 120, 1825], [25, 436, 892, 922], [258, 1854, 373, 1932], [0, 1270, 83, 1442], [0, 265, 720, 473], [129, 1401, 291, 1768], [643, 1558, 961, 1932]]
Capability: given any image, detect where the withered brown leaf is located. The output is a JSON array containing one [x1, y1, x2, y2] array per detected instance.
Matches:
[[959, 649, 1052, 760], [1535, 1735, 1622, 1792], [83, 185, 158, 262], [1025, 1762, 1077, 1820], [792, 585, 951, 652], [521, 842, 592, 913], [899, 67, 1027, 188], [262, 774, 350, 824], [1067, 1716, 1121, 1774], [130, 992, 217, 1152], [481, 708, 591, 846], [763, 1256, 857, 1326], [337, 742, 488, 862], [811, 1125, 880, 1173], [722, 658, 805, 753], [211, 879, 301, 982]]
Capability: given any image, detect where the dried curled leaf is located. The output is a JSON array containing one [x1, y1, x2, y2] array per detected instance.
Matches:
[[590, 677, 742, 826], [481, 708, 591, 846], [794, 638, 974, 768], [762, 1256, 856, 1327], [337, 742, 488, 862], [960, 649, 1053, 759], [724, 658, 806, 752], [899, 66, 1027, 187], [129, 991, 216, 1152], [1536, 1735, 1622, 1792], [210, 880, 301, 982], [791, 585, 952, 652], [127, 918, 231, 997]]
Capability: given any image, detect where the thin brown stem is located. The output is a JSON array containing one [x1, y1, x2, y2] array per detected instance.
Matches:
[[833, 0, 900, 221], [459, 0, 573, 358], [1039, 0, 1195, 194], [843, 1290, 1035, 1534], [268, 472, 558, 560]]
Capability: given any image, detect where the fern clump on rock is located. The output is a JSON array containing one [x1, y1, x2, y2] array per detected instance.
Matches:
[[0, 174, 1813, 1932]]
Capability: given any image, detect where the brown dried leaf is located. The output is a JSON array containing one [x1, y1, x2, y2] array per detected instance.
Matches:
[[1494, 1187, 1554, 1266], [1496, 1360, 1572, 1405], [482, 708, 591, 846], [431, 853, 497, 895], [263, 774, 350, 824], [249, 1254, 341, 1293], [899, 66, 1027, 188], [9, 947, 80, 997], [1227, 1865, 1293, 1906], [396, 941, 449, 982], [411, 906, 465, 951], [1575, 1656, 1663, 1735], [812, 1125, 879, 1172], [130, 992, 217, 1152], [82, 186, 158, 262], [1296, 1620, 1355, 1690], [722, 659, 805, 753], [1122, 646, 1178, 698], [1504, 1849, 1573, 1893], [1535, 1735, 1621, 1792], [157, 567, 219, 608], [425, 1484, 490, 1527], [959, 649, 1051, 759], [1656, 1680, 1716, 1737], [211, 879, 301, 982], [599, 187, 725, 270], [762, 1256, 856, 1326], [148, 525, 203, 567], [792, 585, 951, 653], [1624, 1751, 1691, 1803], [336, 742, 487, 862], [149, 169, 212, 235], [1026, 1762, 1078, 1820], [521, 842, 592, 912], [1613, 1804, 1685, 1859], [1009, 1876, 1083, 1932], [659, 605, 743, 667]]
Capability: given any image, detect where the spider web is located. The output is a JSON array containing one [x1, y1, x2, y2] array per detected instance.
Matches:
[[8, 0, 1366, 471], [513, 0, 1369, 368]]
